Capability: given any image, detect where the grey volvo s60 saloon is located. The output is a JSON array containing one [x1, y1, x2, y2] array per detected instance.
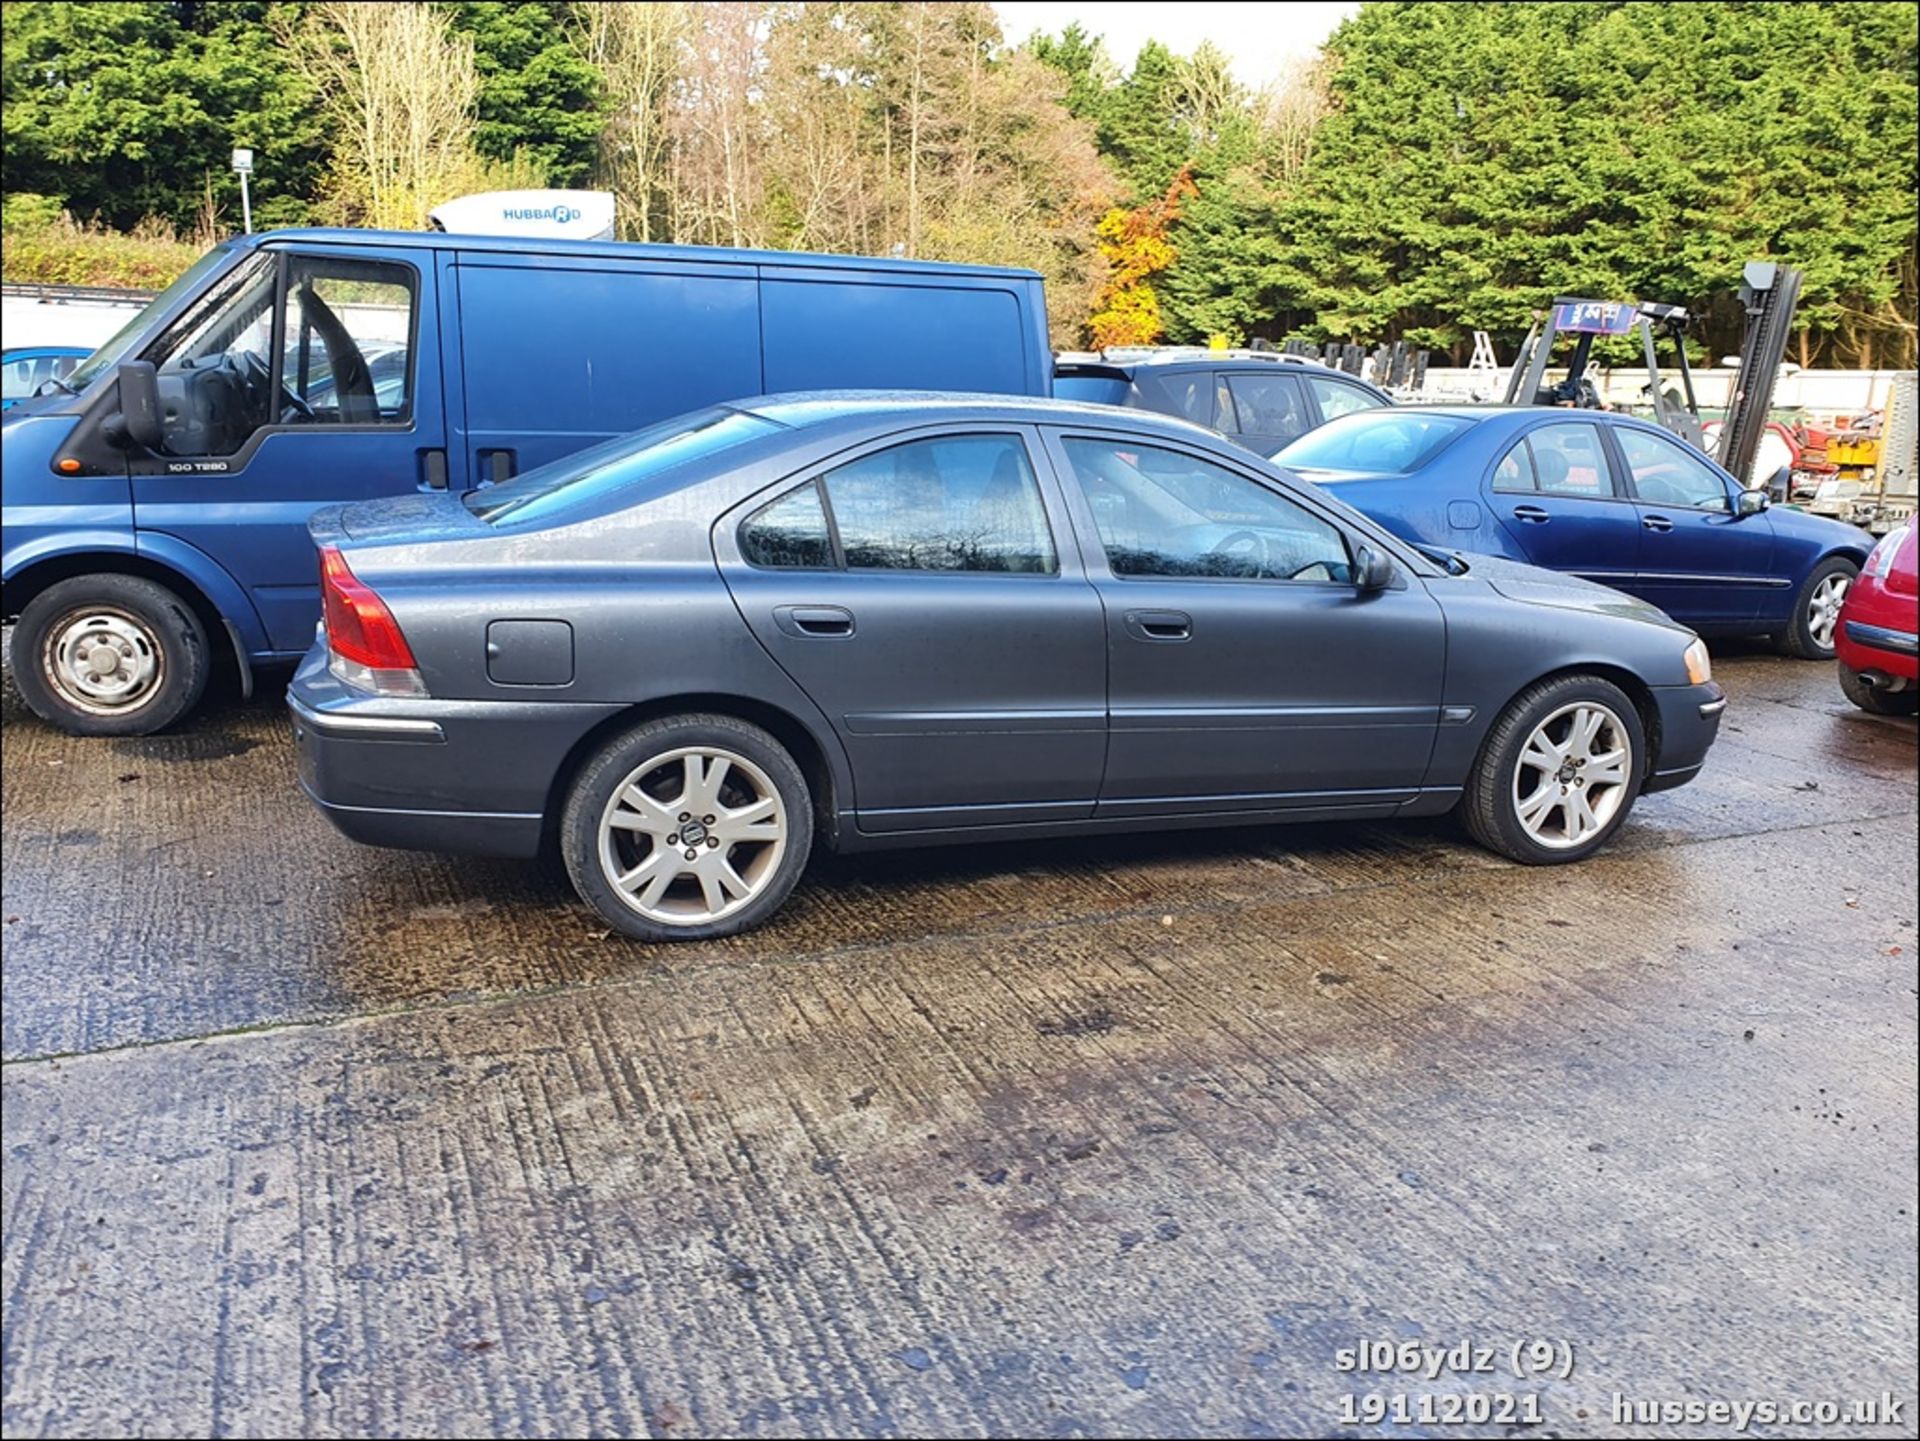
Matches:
[[288, 393, 1727, 940]]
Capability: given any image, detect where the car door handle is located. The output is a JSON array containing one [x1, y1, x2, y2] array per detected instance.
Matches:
[[1642, 514, 1674, 532], [1512, 505, 1550, 523], [1123, 609, 1192, 642], [773, 604, 855, 638]]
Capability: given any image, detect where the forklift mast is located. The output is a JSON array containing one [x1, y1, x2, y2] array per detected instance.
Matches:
[[1716, 262, 1804, 486]]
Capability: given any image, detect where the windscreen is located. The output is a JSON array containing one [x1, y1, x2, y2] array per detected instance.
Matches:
[[464, 407, 782, 526], [1273, 409, 1474, 474], [63, 245, 239, 393]]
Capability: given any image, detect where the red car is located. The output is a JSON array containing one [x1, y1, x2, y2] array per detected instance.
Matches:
[[1835, 515, 1918, 715]]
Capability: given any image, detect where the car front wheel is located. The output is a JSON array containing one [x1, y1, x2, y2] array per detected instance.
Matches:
[[11, 573, 211, 736], [561, 713, 814, 941], [1773, 556, 1858, 660], [1460, 674, 1647, 864]]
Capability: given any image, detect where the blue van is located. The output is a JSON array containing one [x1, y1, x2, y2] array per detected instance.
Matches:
[[2, 227, 1052, 734]]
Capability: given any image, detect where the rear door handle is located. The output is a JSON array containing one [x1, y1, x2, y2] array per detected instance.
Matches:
[[1642, 514, 1674, 532], [1512, 505, 1550, 523], [1123, 609, 1192, 642], [774, 604, 855, 638]]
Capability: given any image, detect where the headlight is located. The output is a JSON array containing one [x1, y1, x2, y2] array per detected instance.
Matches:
[[1684, 637, 1713, 686]]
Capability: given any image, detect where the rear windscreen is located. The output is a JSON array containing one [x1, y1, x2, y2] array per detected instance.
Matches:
[[465, 407, 780, 526], [1273, 410, 1474, 472], [1053, 374, 1131, 407]]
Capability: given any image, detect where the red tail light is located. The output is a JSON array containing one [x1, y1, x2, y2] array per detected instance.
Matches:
[[319, 546, 426, 696]]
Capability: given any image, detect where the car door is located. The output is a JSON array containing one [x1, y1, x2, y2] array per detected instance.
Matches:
[[1484, 420, 1640, 587], [714, 426, 1107, 832], [1043, 426, 1446, 815], [1221, 371, 1314, 454], [1606, 423, 1776, 624], [129, 244, 446, 653]]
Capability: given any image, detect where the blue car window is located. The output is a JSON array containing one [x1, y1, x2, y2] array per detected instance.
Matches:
[[822, 435, 1055, 574], [1615, 426, 1732, 510], [1273, 410, 1472, 471], [1492, 438, 1537, 491], [740, 482, 835, 569], [1527, 423, 1614, 498], [1063, 437, 1352, 583]]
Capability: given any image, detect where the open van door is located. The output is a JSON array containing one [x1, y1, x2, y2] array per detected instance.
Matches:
[[129, 242, 447, 655]]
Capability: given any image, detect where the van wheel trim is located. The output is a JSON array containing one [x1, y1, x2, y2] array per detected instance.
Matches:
[[42, 607, 165, 716]]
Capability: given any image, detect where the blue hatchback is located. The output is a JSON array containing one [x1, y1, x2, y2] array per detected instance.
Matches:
[[1273, 406, 1874, 658]]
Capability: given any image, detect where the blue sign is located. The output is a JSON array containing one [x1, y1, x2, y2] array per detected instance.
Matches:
[[1552, 300, 1638, 335]]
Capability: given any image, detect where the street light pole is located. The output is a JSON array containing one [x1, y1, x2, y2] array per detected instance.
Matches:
[[231, 148, 254, 234]]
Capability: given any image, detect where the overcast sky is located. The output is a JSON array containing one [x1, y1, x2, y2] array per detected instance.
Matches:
[[993, 2, 1361, 90]]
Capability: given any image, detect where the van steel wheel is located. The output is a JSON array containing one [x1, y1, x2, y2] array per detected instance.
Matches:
[[11, 574, 210, 736], [562, 714, 813, 941], [1461, 674, 1646, 865]]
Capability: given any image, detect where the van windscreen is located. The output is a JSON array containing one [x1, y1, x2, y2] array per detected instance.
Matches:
[[464, 407, 782, 526]]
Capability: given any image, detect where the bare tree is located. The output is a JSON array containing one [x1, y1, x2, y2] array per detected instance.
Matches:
[[575, 2, 690, 243], [1256, 55, 1333, 190], [292, 3, 490, 230]]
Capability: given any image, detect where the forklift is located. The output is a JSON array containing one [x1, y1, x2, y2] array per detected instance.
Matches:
[[1499, 263, 1803, 485], [1502, 296, 1705, 448]]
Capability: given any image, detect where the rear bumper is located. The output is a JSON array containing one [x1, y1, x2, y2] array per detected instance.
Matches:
[[288, 647, 623, 859], [1642, 680, 1726, 794], [1836, 617, 1920, 681]]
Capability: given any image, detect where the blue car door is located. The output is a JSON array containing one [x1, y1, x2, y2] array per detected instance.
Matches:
[[129, 243, 446, 654], [1606, 423, 1775, 625], [1484, 419, 1641, 587], [1043, 426, 1445, 816]]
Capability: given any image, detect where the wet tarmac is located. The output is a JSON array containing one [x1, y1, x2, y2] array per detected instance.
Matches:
[[3, 645, 1915, 1436]]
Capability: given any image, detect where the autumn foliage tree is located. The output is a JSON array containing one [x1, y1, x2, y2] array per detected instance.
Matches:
[[1087, 167, 1195, 347]]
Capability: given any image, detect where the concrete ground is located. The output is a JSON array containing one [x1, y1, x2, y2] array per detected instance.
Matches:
[[2, 645, 1914, 1438]]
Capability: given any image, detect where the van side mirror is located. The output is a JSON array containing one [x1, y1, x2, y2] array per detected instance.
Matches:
[[106, 360, 164, 452], [1353, 544, 1396, 591], [1736, 487, 1770, 517]]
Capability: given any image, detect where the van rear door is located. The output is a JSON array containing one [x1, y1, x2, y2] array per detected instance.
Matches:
[[130, 242, 447, 654]]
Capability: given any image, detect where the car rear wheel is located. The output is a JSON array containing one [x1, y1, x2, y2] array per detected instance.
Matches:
[[11, 574, 210, 736], [1460, 674, 1646, 864], [561, 713, 813, 941], [1838, 662, 1919, 716], [1773, 556, 1858, 660]]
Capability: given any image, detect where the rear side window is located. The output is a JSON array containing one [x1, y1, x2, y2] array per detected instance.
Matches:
[[740, 482, 834, 568], [826, 435, 1054, 573], [1526, 423, 1614, 498], [740, 435, 1056, 574], [1304, 374, 1383, 420], [1492, 439, 1536, 491], [1224, 373, 1311, 442]]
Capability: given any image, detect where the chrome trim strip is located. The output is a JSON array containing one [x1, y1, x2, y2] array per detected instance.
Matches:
[[1698, 698, 1729, 717], [1844, 620, 1919, 656], [288, 694, 445, 742]]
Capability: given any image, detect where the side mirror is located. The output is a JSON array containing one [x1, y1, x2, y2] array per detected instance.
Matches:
[[1736, 487, 1770, 517], [1353, 544, 1396, 592], [106, 360, 164, 452]]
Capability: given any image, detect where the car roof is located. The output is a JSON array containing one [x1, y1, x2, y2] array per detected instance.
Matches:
[[737, 389, 1230, 442], [1058, 350, 1378, 380]]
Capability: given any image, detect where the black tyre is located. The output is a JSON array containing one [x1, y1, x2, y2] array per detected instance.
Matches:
[[1772, 555, 1858, 660], [1460, 674, 1647, 865], [11, 574, 210, 736], [1838, 662, 1919, 716], [561, 713, 813, 941]]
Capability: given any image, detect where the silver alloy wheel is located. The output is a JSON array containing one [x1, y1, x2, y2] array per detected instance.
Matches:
[[596, 745, 789, 926], [1512, 701, 1633, 851], [1807, 572, 1850, 651], [42, 607, 165, 716]]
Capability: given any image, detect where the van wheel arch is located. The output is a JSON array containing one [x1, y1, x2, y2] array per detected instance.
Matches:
[[4, 554, 246, 701]]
